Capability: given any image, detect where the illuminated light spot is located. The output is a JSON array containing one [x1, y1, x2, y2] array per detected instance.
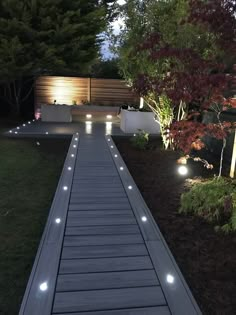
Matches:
[[23, 124, 26, 127], [39, 282, 48, 291], [36, 142, 40, 146], [133, 133, 136, 137], [68, 167, 72, 171], [106, 115, 112, 119], [9, 130, 12, 133], [71, 154, 75, 157], [75, 138, 78, 141], [55, 218, 61, 224], [45, 132, 48, 135], [120, 166, 124, 171], [105, 122, 112, 135], [141, 216, 147, 222], [166, 274, 175, 284], [17, 127, 20, 129], [76, 132, 79, 135], [110, 145, 114, 149], [108, 139, 111, 142], [28, 121, 31, 124], [86, 114, 92, 119], [114, 154, 118, 158], [178, 165, 188, 176], [73, 145, 76, 148], [15, 131, 18, 134], [128, 185, 132, 190], [63, 186, 68, 191]]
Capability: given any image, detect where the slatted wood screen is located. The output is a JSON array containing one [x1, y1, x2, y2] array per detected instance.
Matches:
[[35, 76, 138, 108]]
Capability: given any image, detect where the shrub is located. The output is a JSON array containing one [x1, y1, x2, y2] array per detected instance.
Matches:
[[180, 178, 236, 233], [130, 129, 149, 150]]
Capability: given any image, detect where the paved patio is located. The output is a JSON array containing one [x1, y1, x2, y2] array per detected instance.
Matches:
[[13, 120, 201, 314]]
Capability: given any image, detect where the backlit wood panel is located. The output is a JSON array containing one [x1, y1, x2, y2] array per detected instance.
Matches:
[[35, 76, 139, 108]]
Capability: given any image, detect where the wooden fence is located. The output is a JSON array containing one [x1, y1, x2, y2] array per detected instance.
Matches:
[[35, 76, 139, 108]]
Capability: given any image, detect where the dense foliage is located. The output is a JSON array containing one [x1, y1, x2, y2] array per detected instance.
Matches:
[[130, 129, 149, 150], [116, 0, 236, 149], [180, 178, 236, 233]]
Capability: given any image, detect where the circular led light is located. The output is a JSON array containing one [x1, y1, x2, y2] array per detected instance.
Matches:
[[114, 154, 118, 158], [15, 131, 18, 134], [133, 133, 136, 137], [128, 185, 132, 190], [39, 282, 48, 291], [141, 216, 147, 222], [108, 139, 111, 142], [166, 274, 175, 284], [71, 154, 74, 157], [28, 121, 31, 124], [55, 218, 61, 224], [17, 127, 20, 129], [86, 114, 92, 119], [120, 166, 124, 171], [9, 130, 12, 133], [73, 145, 76, 148], [45, 132, 48, 135], [178, 165, 188, 176], [23, 124, 26, 127], [75, 138, 78, 141], [106, 115, 112, 119], [68, 167, 72, 171], [110, 145, 114, 149]]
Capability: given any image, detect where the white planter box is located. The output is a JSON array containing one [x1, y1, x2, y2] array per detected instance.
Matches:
[[41, 105, 72, 122], [120, 109, 160, 134]]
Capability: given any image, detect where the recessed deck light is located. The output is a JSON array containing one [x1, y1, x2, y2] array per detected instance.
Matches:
[[73, 145, 76, 148], [63, 186, 68, 191], [45, 132, 48, 135], [128, 185, 132, 190], [9, 130, 12, 133], [141, 216, 147, 222], [68, 167, 72, 171], [17, 127, 20, 129], [39, 282, 48, 291], [71, 154, 74, 157], [86, 114, 92, 119], [120, 166, 124, 171], [166, 274, 175, 284], [110, 145, 114, 149], [75, 138, 78, 141], [114, 154, 118, 158], [106, 115, 112, 119], [15, 131, 18, 134], [55, 218, 61, 224]]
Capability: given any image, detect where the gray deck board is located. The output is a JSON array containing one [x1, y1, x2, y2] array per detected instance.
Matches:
[[53, 286, 166, 313], [69, 204, 132, 210], [62, 243, 148, 259], [56, 270, 159, 292], [63, 234, 143, 246], [55, 306, 171, 315], [59, 256, 153, 274], [65, 225, 140, 236]]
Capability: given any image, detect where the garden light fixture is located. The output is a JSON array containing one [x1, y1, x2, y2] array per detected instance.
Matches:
[[86, 114, 92, 119], [63, 186, 68, 191], [106, 115, 112, 119], [120, 166, 124, 171], [55, 218, 61, 224], [178, 165, 188, 176], [68, 167, 72, 171], [128, 185, 132, 190]]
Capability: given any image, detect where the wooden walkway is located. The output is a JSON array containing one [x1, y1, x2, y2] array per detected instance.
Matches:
[[19, 132, 201, 315]]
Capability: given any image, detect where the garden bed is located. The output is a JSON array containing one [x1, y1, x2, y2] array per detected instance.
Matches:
[[114, 136, 236, 315]]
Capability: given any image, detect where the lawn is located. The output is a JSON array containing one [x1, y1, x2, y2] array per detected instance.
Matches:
[[0, 119, 70, 314], [114, 136, 236, 315]]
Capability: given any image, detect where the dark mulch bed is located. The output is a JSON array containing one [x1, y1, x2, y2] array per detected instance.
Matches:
[[114, 136, 236, 315]]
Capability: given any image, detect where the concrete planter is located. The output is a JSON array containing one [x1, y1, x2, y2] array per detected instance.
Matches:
[[41, 105, 72, 122], [120, 109, 160, 134]]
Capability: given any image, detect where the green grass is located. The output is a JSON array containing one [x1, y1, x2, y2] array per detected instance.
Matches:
[[0, 123, 69, 314]]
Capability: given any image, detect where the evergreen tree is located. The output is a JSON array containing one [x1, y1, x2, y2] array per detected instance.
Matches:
[[0, 0, 115, 114]]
